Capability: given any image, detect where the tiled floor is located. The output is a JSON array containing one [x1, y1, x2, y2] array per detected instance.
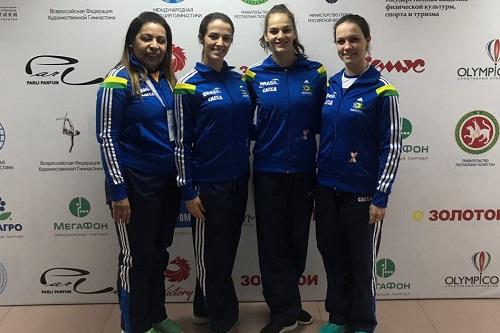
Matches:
[[0, 300, 499, 333]]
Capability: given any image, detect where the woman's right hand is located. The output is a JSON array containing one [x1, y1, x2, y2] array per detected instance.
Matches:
[[186, 196, 206, 221], [112, 198, 131, 224]]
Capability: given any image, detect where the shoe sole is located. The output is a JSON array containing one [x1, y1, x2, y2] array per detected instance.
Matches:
[[279, 322, 298, 333], [297, 318, 313, 325]]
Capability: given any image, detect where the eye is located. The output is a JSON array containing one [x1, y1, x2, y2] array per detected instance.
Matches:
[[282, 27, 292, 34], [268, 28, 279, 35], [156, 36, 167, 44], [140, 34, 153, 42], [207, 33, 220, 40], [336, 39, 345, 45]]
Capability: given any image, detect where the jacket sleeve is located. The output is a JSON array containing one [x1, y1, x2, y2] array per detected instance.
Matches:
[[244, 68, 258, 141], [373, 85, 402, 208], [95, 73, 129, 202], [174, 82, 197, 201], [313, 65, 328, 134]]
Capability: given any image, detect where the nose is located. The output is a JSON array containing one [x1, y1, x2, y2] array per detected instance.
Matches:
[[215, 36, 224, 46], [149, 38, 159, 49]]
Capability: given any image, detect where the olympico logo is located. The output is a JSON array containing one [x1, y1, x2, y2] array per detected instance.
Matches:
[[455, 110, 499, 154], [367, 57, 425, 74], [445, 251, 499, 287], [25, 55, 104, 86], [457, 39, 500, 80]]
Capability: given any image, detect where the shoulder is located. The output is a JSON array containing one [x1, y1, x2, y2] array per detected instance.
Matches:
[[174, 68, 199, 95], [375, 73, 398, 97], [101, 65, 129, 89], [245, 60, 266, 81]]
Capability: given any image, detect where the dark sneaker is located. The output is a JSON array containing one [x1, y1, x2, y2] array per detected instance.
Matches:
[[297, 309, 313, 325], [260, 320, 298, 333]]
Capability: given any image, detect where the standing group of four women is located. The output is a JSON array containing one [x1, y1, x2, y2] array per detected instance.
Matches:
[[96, 5, 401, 333]]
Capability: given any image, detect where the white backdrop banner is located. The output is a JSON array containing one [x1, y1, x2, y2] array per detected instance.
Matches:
[[1, 0, 499, 305]]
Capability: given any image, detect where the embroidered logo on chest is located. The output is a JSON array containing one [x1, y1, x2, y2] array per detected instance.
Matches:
[[301, 80, 312, 95], [202, 87, 223, 102], [350, 97, 364, 113], [259, 78, 279, 93]]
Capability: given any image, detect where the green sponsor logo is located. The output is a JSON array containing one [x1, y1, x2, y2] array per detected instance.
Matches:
[[376, 258, 395, 278], [0, 197, 11, 221], [401, 118, 412, 140], [69, 197, 91, 218]]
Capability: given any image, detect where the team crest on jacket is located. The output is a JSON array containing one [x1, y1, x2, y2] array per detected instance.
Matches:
[[350, 97, 364, 112], [301, 80, 312, 95]]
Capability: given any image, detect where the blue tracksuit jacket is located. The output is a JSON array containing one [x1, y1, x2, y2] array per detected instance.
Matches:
[[174, 62, 252, 201], [245, 55, 327, 173], [317, 66, 401, 208], [96, 64, 177, 201]]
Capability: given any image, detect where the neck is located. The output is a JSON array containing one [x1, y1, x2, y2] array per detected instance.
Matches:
[[272, 51, 296, 68], [150, 71, 160, 82], [345, 62, 369, 76], [203, 57, 224, 72]]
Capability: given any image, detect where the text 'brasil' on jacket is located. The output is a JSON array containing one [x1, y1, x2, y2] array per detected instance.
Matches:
[[174, 62, 253, 201], [96, 64, 177, 202], [317, 66, 402, 208], [245, 55, 327, 173]]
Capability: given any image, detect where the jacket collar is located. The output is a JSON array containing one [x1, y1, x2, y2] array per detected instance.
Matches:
[[332, 65, 380, 86], [195, 61, 234, 74], [261, 54, 310, 70]]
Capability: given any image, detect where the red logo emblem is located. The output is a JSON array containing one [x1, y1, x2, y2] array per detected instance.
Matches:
[[171, 44, 187, 73], [456, 111, 499, 154], [367, 57, 425, 73], [472, 251, 491, 273], [164, 257, 191, 282]]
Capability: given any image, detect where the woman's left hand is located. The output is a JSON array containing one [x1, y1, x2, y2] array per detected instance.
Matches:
[[369, 204, 385, 224]]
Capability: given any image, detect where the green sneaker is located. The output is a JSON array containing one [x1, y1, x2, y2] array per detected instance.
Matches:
[[153, 318, 183, 333], [319, 322, 348, 333], [353, 331, 369, 333]]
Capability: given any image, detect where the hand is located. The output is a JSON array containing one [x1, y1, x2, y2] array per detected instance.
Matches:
[[369, 204, 385, 224], [112, 198, 131, 224], [186, 196, 205, 221]]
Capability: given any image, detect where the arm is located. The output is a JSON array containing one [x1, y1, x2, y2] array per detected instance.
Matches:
[[314, 65, 328, 134], [372, 86, 402, 210], [244, 68, 258, 141], [96, 73, 130, 223]]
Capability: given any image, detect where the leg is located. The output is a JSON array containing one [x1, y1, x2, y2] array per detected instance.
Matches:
[[315, 185, 351, 326]]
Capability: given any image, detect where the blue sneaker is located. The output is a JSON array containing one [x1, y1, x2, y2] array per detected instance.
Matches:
[[319, 322, 348, 333]]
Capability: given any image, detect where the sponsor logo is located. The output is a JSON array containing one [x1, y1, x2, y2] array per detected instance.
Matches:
[[426, 208, 500, 223], [457, 39, 500, 80], [56, 113, 80, 153], [162, 0, 184, 3], [401, 118, 412, 139], [357, 195, 372, 203], [444, 251, 499, 288], [0, 122, 5, 150], [164, 257, 194, 301], [69, 197, 91, 218], [412, 210, 425, 222], [455, 110, 498, 154], [350, 97, 364, 112], [0, 6, 17, 21], [40, 268, 114, 294], [376, 258, 411, 296], [326, 0, 339, 3], [25, 55, 104, 86], [172, 44, 187, 72], [241, 274, 319, 287], [241, 0, 268, 4], [0, 196, 11, 221], [0, 263, 6, 294], [301, 80, 312, 95], [165, 257, 190, 282], [243, 214, 255, 227], [367, 57, 425, 74], [400, 118, 430, 161], [348, 152, 358, 163]]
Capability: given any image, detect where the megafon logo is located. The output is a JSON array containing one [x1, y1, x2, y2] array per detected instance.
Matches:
[[473, 251, 491, 273], [26, 55, 104, 86], [241, 0, 268, 4], [457, 39, 500, 80], [0, 122, 5, 151], [455, 110, 499, 154], [401, 118, 412, 140], [165, 257, 190, 282], [367, 57, 425, 74], [69, 197, 91, 218], [172, 44, 187, 73], [376, 258, 395, 278]]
